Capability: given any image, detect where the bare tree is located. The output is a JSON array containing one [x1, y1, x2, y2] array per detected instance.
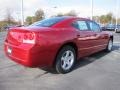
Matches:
[[55, 10, 77, 17], [35, 9, 45, 21], [65, 10, 77, 16], [4, 9, 14, 24], [26, 16, 33, 25]]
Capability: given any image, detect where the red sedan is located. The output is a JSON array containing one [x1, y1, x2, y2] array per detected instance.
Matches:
[[4, 16, 113, 73]]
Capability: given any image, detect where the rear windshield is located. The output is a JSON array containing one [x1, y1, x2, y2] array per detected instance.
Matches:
[[30, 17, 65, 27]]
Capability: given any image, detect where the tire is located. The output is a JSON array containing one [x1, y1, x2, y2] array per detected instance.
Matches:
[[55, 46, 76, 74], [105, 39, 113, 52]]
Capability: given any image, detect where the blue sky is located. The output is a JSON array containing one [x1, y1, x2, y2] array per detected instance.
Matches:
[[0, 0, 119, 21]]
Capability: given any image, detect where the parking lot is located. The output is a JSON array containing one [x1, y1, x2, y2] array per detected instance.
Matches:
[[0, 31, 120, 90]]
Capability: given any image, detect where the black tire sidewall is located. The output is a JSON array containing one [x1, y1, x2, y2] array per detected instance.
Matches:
[[55, 46, 76, 74]]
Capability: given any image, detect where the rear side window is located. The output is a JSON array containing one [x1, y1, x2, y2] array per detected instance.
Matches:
[[72, 21, 88, 30], [30, 17, 65, 27], [88, 21, 101, 32]]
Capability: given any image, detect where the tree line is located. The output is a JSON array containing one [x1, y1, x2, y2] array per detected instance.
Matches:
[[26, 9, 120, 25], [0, 8, 120, 31], [93, 13, 120, 25]]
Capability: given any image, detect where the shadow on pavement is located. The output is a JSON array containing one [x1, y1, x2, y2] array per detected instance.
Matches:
[[40, 51, 109, 74], [73, 51, 108, 71], [73, 44, 120, 72]]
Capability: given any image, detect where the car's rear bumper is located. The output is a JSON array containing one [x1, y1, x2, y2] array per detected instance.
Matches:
[[106, 28, 115, 31], [4, 42, 54, 68]]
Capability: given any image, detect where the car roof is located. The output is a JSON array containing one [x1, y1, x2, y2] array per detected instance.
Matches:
[[55, 16, 90, 21], [50, 16, 92, 28]]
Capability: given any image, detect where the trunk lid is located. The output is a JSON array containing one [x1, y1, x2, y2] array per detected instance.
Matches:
[[6, 26, 53, 45], [6, 27, 37, 45]]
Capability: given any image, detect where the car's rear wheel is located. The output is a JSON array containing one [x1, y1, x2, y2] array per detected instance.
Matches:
[[55, 46, 76, 74], [105, 39, 113, 52]]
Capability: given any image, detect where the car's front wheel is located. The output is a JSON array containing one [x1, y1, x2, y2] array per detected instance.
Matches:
[[55, 46, 76, 74]]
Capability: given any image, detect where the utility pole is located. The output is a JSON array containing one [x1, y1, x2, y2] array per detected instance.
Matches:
[[91, 0, 93, 20], [53, 6, 57, 16], [116, 0, 119, 28], [21, 0, 24, 25]]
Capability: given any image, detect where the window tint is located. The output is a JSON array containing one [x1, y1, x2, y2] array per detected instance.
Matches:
[[30, 17, 65, 27], [73, 21, 88, 30], [72, 22, 79, 29], [88, 21, 100, 32]]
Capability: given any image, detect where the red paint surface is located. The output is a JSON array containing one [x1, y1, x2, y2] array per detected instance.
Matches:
[[4, 17, 112, 67]]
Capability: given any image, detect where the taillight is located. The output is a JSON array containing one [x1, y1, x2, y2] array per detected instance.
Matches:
[[23, 32, 36, 44]]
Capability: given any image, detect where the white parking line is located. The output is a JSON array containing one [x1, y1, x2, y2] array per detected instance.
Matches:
[[114, 42, 120, 44], [112, 51, 120, 55]]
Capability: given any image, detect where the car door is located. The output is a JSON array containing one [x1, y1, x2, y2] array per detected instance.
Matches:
[[87, 21, 108, 52], [72, 20, 100, 57]]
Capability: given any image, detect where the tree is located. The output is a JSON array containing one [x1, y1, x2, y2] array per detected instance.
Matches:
[[55, 10, 77, 17], [55, 13, 64, 17], [4, 9, 15, 24], [25, 9, 45, 25], [65, 10, 77, 16], [26, 16, 33, 25], [99, 15, 107, 24], [93, 13, 114, 24], [35, 9, 45, 21], [99, 13, 113, 24], [106, 13, 113, 22], [93, 16, 100, 23]]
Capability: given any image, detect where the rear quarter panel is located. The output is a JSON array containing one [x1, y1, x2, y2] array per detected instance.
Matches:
[[35, 28, 78, 66]]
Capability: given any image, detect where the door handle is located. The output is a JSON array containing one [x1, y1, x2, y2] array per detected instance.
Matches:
[[77, 35, 80, 37], [94, 34, 97, 36]]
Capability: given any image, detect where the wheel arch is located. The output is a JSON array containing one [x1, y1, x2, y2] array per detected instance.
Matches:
[[52, 42, 78, 67]]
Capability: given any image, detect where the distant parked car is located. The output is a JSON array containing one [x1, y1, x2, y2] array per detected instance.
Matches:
[[105, 24, 116, 31], [101, 26, 106, 31], [4, 25, 23, 31], [115, 24, 120, 33], [4, 16, 113, 73], [4, 26, 11, 31]]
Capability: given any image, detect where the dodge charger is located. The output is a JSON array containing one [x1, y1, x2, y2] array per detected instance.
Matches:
[[4, 16, 113, 73]]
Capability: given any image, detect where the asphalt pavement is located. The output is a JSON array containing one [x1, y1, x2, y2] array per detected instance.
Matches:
[[0, 31, 120, 90]]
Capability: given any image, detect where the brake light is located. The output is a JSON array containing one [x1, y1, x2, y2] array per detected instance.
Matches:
[[23, 32, 36, 44]]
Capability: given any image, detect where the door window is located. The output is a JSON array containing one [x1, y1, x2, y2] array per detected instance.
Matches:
[[72, 21, 89, 31], [88, 21, 101, 32]]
